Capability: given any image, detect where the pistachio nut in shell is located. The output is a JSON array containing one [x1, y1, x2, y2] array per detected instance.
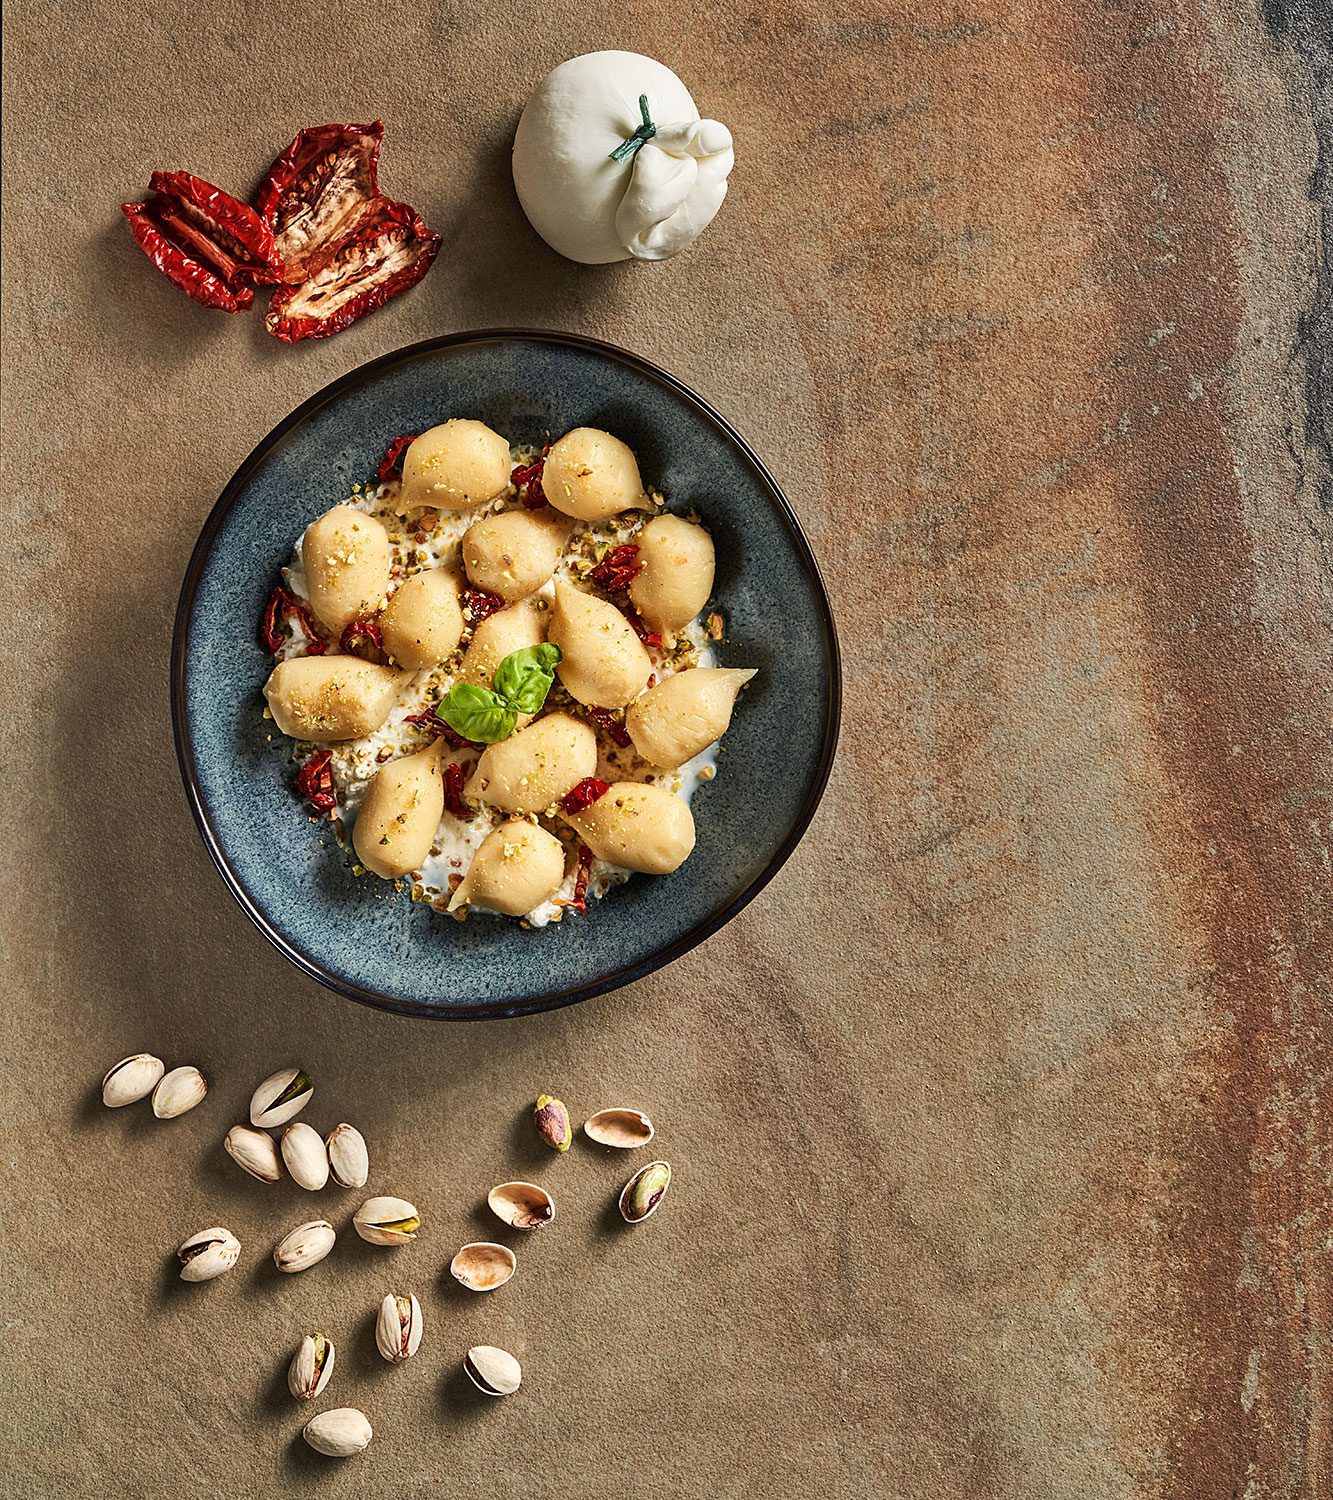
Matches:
[[464, 1345, 522, 1397], [375, 1292, 424, 1362], [583, 1107, 655, 1149], [619, 1160, 672, 1223], [224, 1124, 282, 1184], [325, 1123, 369, 1188], [353, 1196, 420, 1246], [288, 1333, 336, 1401], [281, 1122, 330, 1191], [449, 1242, 517, 1292], [303, 1407, 372, 1458], [177, 1226, 241, 1282], [249, 1066, 313, 1128], [487, 1181, 554, 1231], [151, 1065, 208, 1119], [101, 1053, 164, 1108], [533, 1094, 572, 1152], [274, 1219, 336, 1273]]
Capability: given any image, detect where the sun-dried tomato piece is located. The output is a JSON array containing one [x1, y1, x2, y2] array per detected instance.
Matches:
[[296, 750, 336, 814], [624, 607, 664, 650], [589, 544, 644, 594], [256, 122, 384, 282], [122, 172, 282, 312], [584, 707, 631, 748], [339, 617, 387, 663], [443, 763, 469, 819], [378, 433, 419, 483], [260, 584, 326, 655], [404, 705, 477, 750], [264, 197, 442, 343], [560, 777, 610, 817], [511, 445, 550, 507], [460, 586, 505, 625], [568, 844, 594, 914]]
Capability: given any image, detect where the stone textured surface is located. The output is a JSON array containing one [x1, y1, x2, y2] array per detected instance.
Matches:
[[1, 2, 1328, 1497]]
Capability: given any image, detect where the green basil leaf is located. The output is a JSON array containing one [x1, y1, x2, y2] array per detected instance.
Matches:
[[493, 643, 563, 715], [437, 682, 518, 744]]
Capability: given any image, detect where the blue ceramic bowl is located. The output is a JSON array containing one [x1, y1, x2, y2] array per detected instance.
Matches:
[[172, 331, 840, 1019]]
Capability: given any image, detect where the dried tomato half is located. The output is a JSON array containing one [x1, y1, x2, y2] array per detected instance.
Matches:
[[339, 617, 387, 663], [584, 707, 631, 748], [443, 763, 469, 819], [260, 584, 326, 655], [560, 778, 610, 816], [256, 122, 384, 282], [378, 433, 419, 483], [264, 198, 442, 343], [589, 544, 644, 594], [296, 750, 336, 814], [460, 586, 505, 625], [122, 171, 282, 312]]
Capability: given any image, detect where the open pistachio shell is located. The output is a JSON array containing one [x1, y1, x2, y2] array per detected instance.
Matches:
[[583, 1108, 655, 1149], [353, 1195, 420, 1246], [288, 1333, 336, 1401], [375, 1292, 424, 1362], [177, 1226, 241, 1282], [449, 1242, 517, 1292], [249, 1067, 313, 1129], [464, 1345, 522, 1397], [619, 1160, 672, 1224], [487, 1181, 555, 1231]]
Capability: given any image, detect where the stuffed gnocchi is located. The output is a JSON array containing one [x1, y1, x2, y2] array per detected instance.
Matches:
[[258, 415, 758, 928]]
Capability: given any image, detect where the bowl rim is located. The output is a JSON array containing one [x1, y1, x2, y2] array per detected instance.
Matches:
[[170, 328, 842, 1020]]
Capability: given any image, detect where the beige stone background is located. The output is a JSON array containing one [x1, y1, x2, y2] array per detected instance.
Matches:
[[2, 1, 1329, 1496]]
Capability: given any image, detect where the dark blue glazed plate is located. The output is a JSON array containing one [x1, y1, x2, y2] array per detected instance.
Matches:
[[171, 331, 840, 1019]]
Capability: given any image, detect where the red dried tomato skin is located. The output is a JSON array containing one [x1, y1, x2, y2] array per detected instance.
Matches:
[[404, 706, 478, 750], [146, 170, 282, 283], [260, 584, 326, 655], [625, 607, 664, 651], [263, 199, 442, 344], [568, 843, 594, 914], [589, 544, 645, 594], [442, 763, 469, 819], [378, 433, 419, 483], [459, 586, 505, 624], [339, 617, 387, 663], [560, 777, 611, 817], [584, 707, 631, 748], [296, 749, 336, 814], [255, 121, 385, 282], [122, 201, 253, 313]]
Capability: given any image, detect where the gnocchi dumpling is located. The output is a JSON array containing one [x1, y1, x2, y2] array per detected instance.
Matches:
[[542, 427, 647, 521], [381, 568, 466, 670], [561, 782, 696, 875], [462, 507, 573, 602], [548, 581, 651, 707], [263, 656, 405, 742], [352, 741, 445, 879], [460, 599, 546, 687], [465, 712, 598, 815], [628, 514, 715, 635], [399, 419, 511, 512], [301, 505, 391, 634], [448, 820, 566, 915], [625, 667, 756, 769]]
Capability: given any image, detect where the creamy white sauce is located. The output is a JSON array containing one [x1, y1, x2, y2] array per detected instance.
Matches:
[[282, 461, 724, 925]]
